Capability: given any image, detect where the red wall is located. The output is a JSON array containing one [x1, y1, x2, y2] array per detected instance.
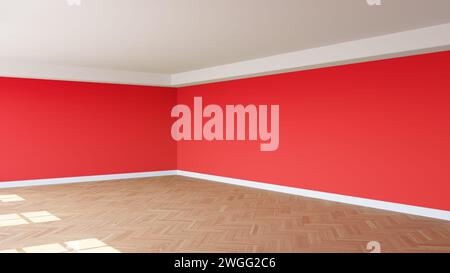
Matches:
[[1, 51, 449, 211], [0, 77, 176, 182], [177, 50, 450, 211]]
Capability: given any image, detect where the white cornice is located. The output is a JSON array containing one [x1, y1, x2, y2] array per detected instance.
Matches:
[[1, 23, 449, 87], [171, 23, 450, 86], [0, 61, 172, 87]]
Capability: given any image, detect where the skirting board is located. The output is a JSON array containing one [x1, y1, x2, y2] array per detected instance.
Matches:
[[0, 170, 177, 189], [0, 169, 448, 221], [176, 170, 450, 222]]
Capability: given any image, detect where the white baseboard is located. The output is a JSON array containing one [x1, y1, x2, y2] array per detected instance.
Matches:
[[176, 170, 450, 221], [0, 169, 448, 221], [0, 170, 177, 189]]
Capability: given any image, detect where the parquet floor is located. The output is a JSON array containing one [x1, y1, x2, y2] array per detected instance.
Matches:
[[0, 175, 449, 253]]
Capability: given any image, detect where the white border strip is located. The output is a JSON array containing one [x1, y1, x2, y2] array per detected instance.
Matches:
[[176, 170, 450, 221], [0, 170, 177, 189], [171, 23, 450, 86]]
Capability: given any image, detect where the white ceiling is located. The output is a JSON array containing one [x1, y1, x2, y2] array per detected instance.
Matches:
[[0, 0, 449, 74]]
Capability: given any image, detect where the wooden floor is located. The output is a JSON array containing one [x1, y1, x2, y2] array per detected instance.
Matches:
[[0, 175, 449, 253]]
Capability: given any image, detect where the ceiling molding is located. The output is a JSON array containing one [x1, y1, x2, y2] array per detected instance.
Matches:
[[1, 23, 449, 88], [171, 23, 450, 86], [0, 61, 171, 87]]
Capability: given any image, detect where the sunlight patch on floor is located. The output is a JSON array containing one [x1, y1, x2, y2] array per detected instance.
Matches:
[[0, 214, 28, 227], [0, 238, 120, 253], [0, 194, 25, 202], [0, 211, 60, 227], [23, 243, 67, 253], [66, 238, 120, 253], [21, 211, 61, 223], [0, 249, 19, 253]]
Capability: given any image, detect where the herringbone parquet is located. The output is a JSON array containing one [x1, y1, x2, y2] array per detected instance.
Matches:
[[0, 175, 449, 253]]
